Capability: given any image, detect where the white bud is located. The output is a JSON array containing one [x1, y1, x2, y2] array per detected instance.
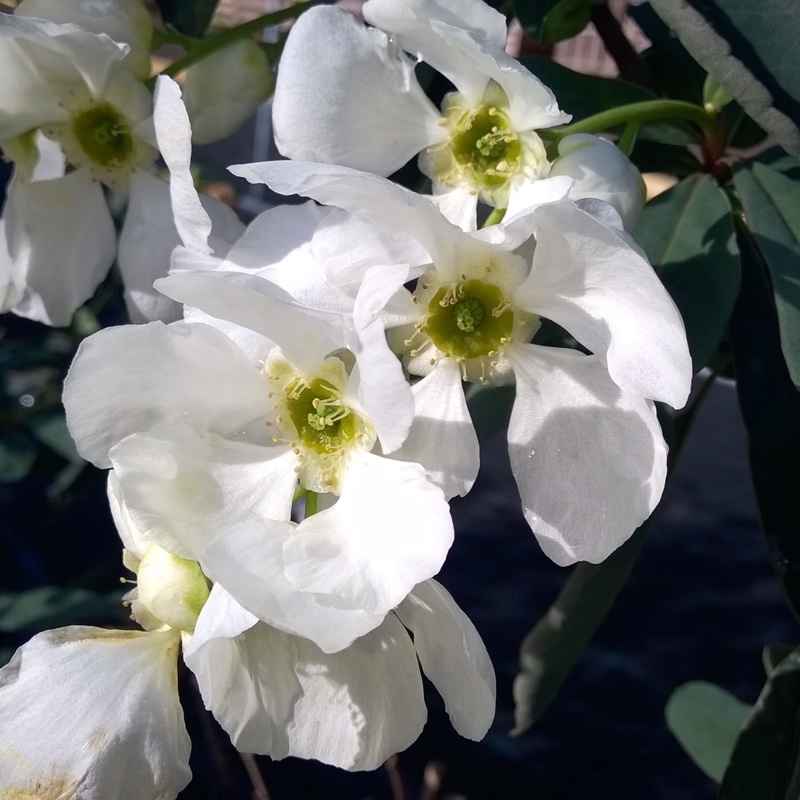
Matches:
[[550, 134, 646, 231], [183, 38, 274, 145], [137, 544, 210, 633]]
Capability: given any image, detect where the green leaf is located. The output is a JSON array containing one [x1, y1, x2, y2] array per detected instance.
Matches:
[[648, 0, 800, 157], [728, 222, 800, 620], [734, 161, 800, 392], [0, 587, 126, 633], [666, 681, 751, 782], [720, 647, 800, 798], [512, 527, 648, 733], [156, 0, 219, 38], [521, 56, 655, 120], [513, 0, 591, 44], [25, 408, 82, 464], [0, 429, 38, 482], [634, 174, 741, 372]]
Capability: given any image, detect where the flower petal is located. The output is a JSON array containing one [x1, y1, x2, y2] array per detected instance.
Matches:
[[283, 452, 454, 616], [153, 75, 212, 253], [156, 269, 348, 372], [185, 617, 301, 758], [2, 169, 115, 326], [229, 160, 469, 281], [286, 613, 426, 770], [200, 517, 386, 653], [64, 321, 270, 467], [389, 359, 479, 498], [272, 5, 442, 175], [506, 343, 668, 565], [395, 579, 495, 739], [514, 200, 692, 408], [0, 626, 190, 800], [110, 421, 297, 560]]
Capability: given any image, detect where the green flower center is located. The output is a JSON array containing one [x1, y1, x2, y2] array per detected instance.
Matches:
[[426, 279, 514, 360], [285, 378, 357, 455], [450, 104, 521, 189], [71, 101, 135, 168]]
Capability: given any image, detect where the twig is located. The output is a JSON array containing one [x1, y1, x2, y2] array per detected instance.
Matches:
[[240, 753, 271, 800], [385, 755, 406, 800]]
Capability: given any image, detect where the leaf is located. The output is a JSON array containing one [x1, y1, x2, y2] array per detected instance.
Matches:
[[0, 586, 126, 633], [720, 647, 800, 798], [25, 408, 82, 464], [513, 0, 591, 44], [666, 681, 751, 782], [763, 643, 797, 675], [521, 57, 656, 120], [156, 0, 219, 38], [0, 429, 38, 482], [512, 527, 648, 733], [734, 161, 800, 392], [728, 222, 800, 620], [703, 74, 733, 114], [648, 0, 800, 157], [634, 174, 741, 372]]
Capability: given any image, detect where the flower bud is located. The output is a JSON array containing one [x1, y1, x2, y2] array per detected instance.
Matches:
[[182, 38, 274, 145], [550, 134, 646, 231], [137, 544, 210, 633], [15, 0, 154, 80]]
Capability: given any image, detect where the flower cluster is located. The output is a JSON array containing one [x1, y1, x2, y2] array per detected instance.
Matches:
[[0, 0, 692, 796]]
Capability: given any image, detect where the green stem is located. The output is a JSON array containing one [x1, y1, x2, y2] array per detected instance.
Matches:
[[154, 1, 314, 80], [617, 121, 639, 157], [483, 206, 506, 227], [304, 490, 318, 518], [549, 99, 723, 153]]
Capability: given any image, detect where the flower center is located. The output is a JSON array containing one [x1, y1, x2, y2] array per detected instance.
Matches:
[[71, 101, 135, 168], [285, 377, 358, 454], [426, 279, 514, 360], [266, 356, 376, 493], [449, 103, 521, 189]]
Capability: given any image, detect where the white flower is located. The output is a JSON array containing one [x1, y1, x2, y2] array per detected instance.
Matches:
[[230, 160, 693, 565], [272, 0, 644, 229], [63, 267, 454, 648]]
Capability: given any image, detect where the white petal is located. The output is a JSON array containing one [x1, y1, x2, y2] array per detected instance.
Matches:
[[365, 0, 507, 48], [153, 75, 212, 253], [156, 269, 348, 372], [395, 579, 495, 739], [273, 5, 442, 174], [229, 160, 469, 281], [120, 170, 245, 323], [429, 188, 478, 232], [350, 262, 415, 453], [283, 452, 454, 616], [108, 471, 150, 563], [507, 344, 668, 565], [111, 421, 297, 559], [390, 359, 479, 498], [514, 200, 692, 408], [3, 170, 115, 326], [199, 519, 387, 653], [503, 174, 573, 227], [16, 0, 154, 80], [287, 613, 425, 770], [185, 617, 301, 757], [119, 170, 183, 324], [64, 321, 270, 467], [0, 626, 190, 800], [0, 15, 125, 139]]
